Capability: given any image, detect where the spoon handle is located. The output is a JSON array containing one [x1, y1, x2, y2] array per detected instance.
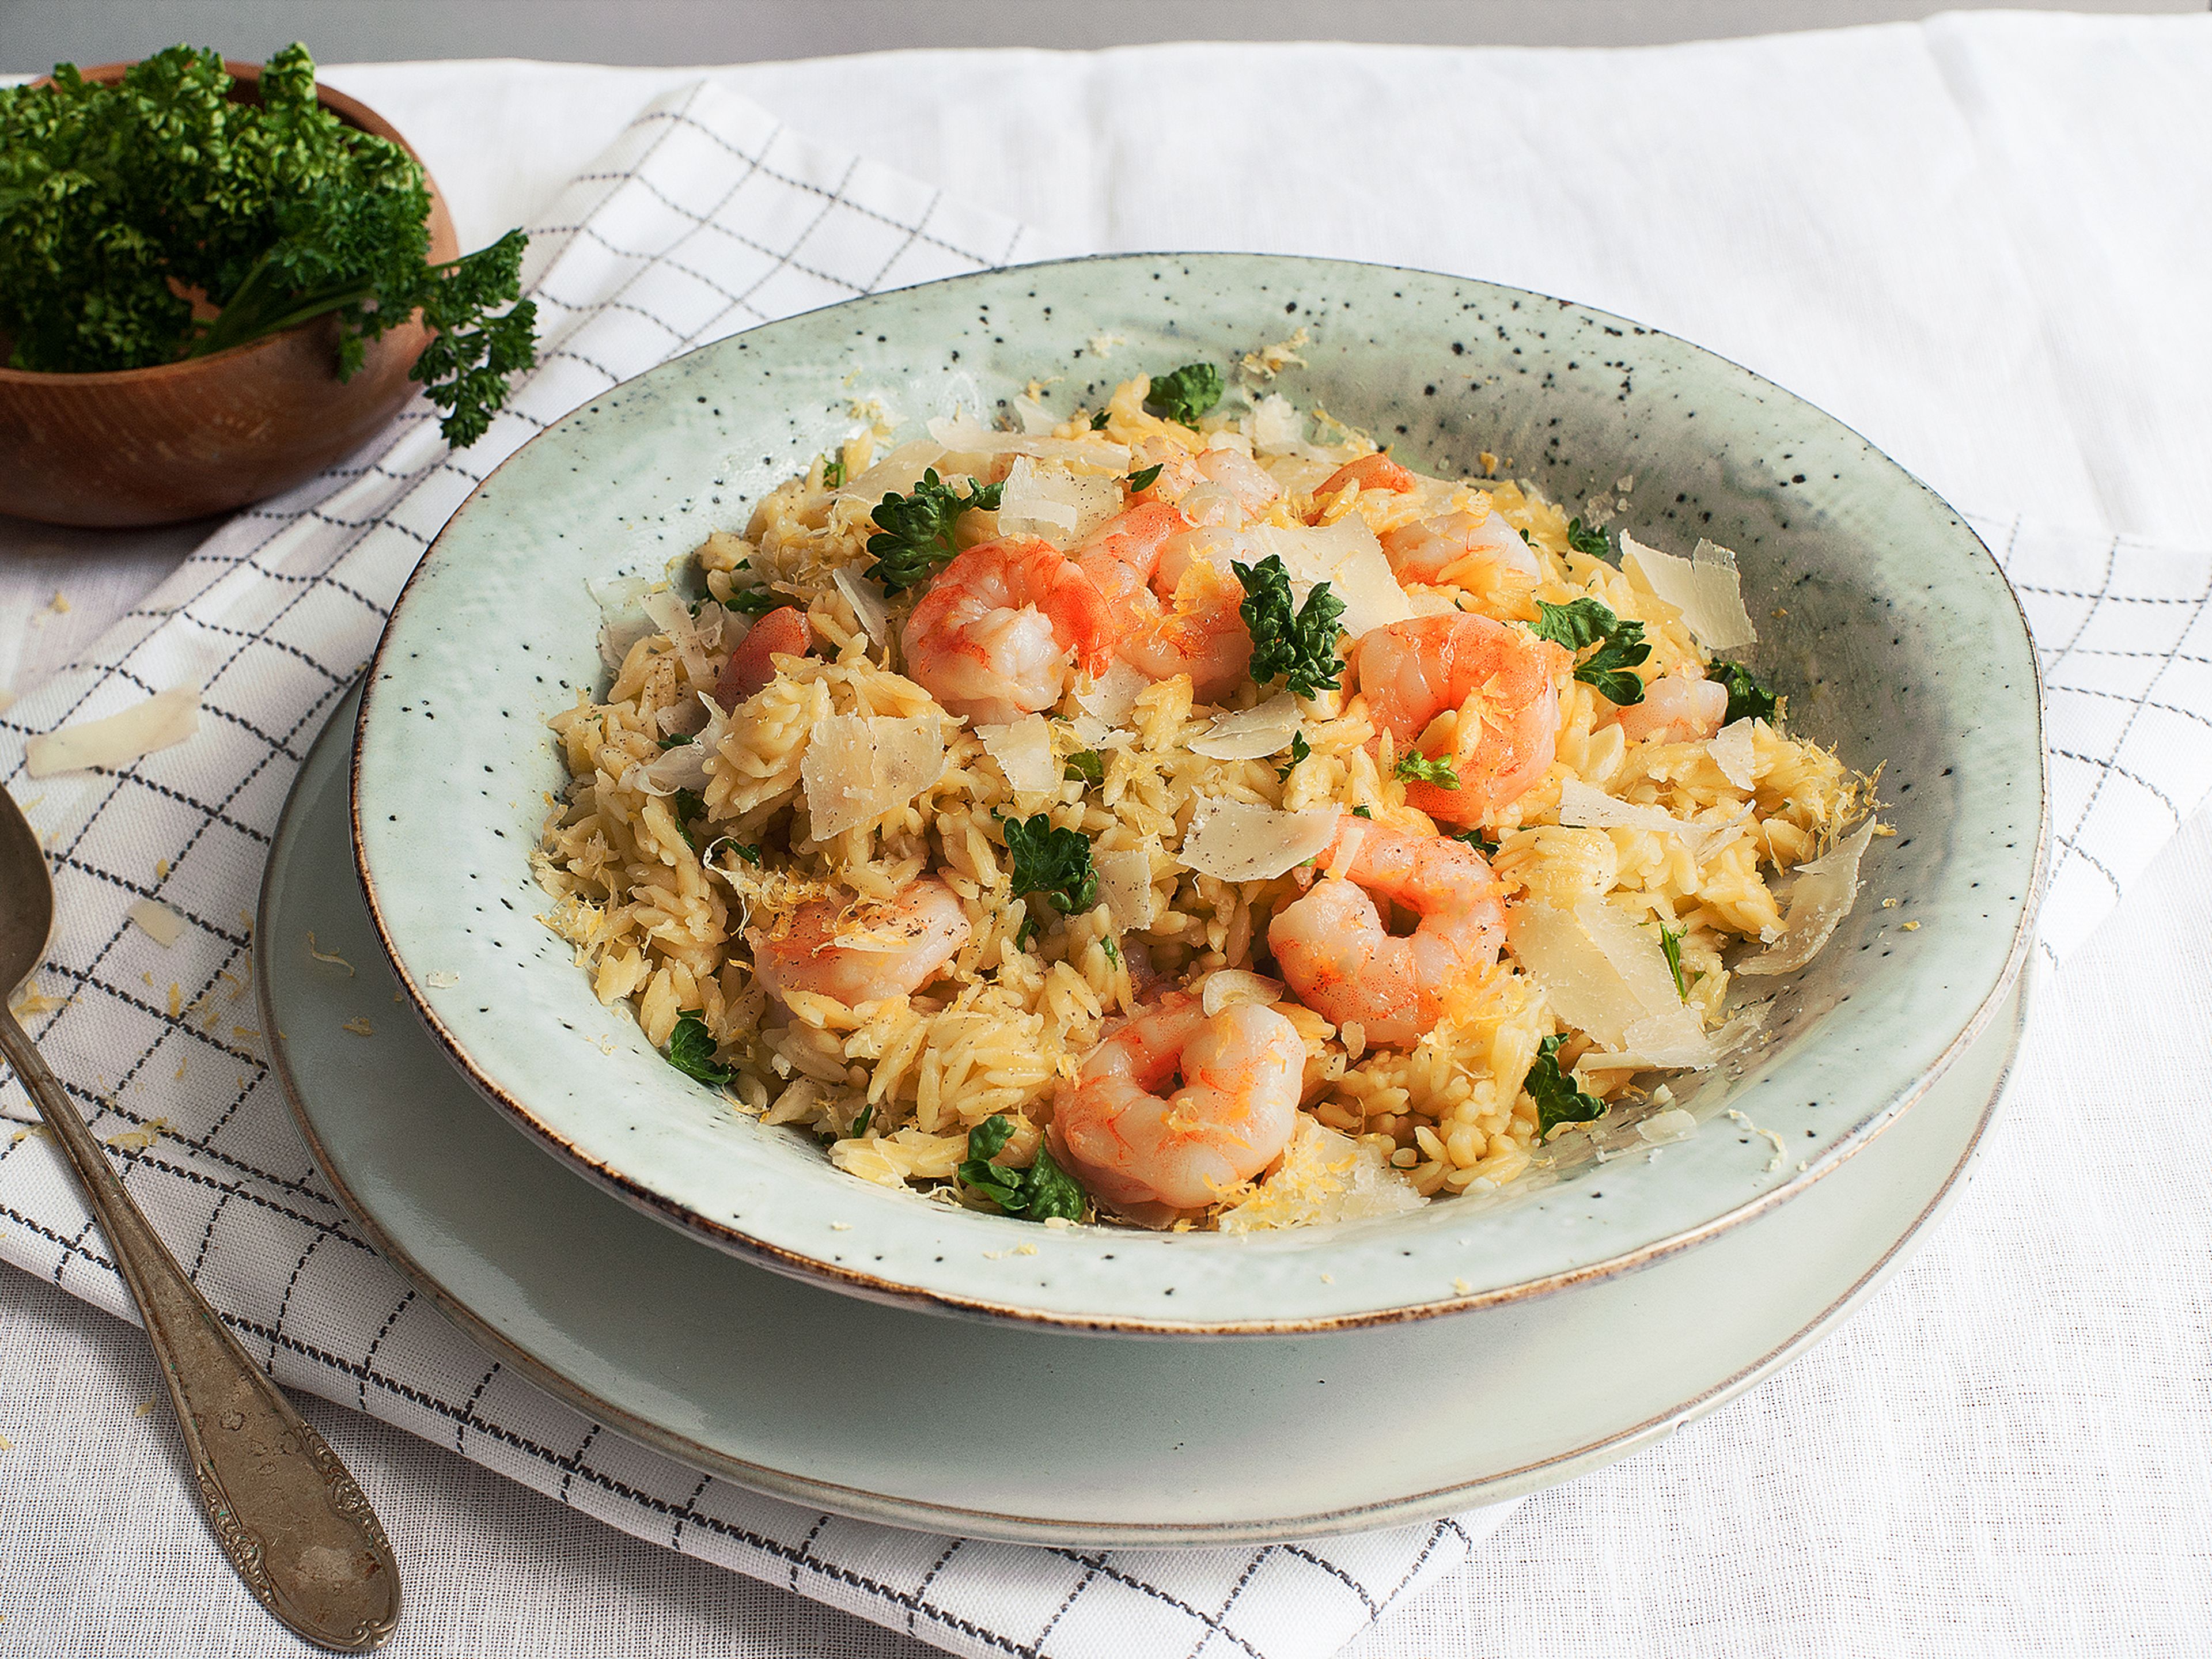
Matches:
[[0, 1010, 401, 1652]]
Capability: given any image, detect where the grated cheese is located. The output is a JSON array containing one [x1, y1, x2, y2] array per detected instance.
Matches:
[[975, 715, 1059, 795], [1620, 532, 1758, 652], [1739, 817, 1877, 976], [24, 685, 199, 778], [1177, 798, 1339, 882], [800, 713, 946, 840], [305, 931, 355, 975], [1217, 1120, 1422, 1232], [1187, 694, 1301, 761], [125, 899, 184, 948]]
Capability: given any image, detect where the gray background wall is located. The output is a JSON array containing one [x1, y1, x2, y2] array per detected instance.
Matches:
[[5, 0, 2203, 72]]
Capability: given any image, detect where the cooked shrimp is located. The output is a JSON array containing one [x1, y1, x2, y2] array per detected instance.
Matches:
[[1126, 435, 1205, 503], [1308, 453, 1415, 522], [902, 537, 1113, 725], [1051, 991, 1304, 1214], [1612, 676, 1726, 744], [1074, 504, 1253, 701], [1191, 446, 1281, 515], [1380, 503, 1540, 592], [750, 877, 971, 1009], [1353, 613, 1568, 826], [1267, 817, 1505, 1047], [715, 604, 810, 706]]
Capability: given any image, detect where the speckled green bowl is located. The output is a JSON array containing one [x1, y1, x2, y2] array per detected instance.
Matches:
[[353, 253, 2044, 1335]]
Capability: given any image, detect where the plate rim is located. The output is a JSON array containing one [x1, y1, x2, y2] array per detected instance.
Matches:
[[349, 249, 2051, 1337], [268, 692, 2035, 1540]]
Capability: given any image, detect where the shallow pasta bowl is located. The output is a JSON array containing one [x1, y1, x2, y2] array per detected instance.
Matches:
[[352, 252, 2044, 1335]]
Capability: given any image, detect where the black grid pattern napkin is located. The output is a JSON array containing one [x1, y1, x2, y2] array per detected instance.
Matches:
[[0, 81, 1506, 1659]]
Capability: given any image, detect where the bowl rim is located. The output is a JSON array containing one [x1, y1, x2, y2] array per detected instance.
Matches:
[[351, 249, 2051, 1336], [0, 55, 455, 387]]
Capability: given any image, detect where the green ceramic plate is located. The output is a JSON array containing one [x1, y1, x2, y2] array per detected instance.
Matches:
[[352, 253, 2045, 1334]]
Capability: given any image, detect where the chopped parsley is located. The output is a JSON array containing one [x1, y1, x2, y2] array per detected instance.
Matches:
[[1351, 805, 1373, 819], [657, 733, 695, 751], [1144, 361, 1225, 426], [1657, 921, 1691, 1000], [959, 1115, 1086, 1220], [1518, 527, 1535, 546], [1277, 730, 1313, 781], [1530, 596, 1651, 707], [1234, 555, 1345, 699], [665, 1010, 733, 1087], [848, 1104, 874, 1141], [1395, 751, 1460, 789], [730, 842, 764, 867], [1715, 660, 1778, 726], [669, 788, 707, 850], [1064, 749, 1105, 787], [1449, 827, 1501, 855], [1127, 463, 1164, 493], [865, 468, 1004, 592], [1101, 937, 1120, 965], [1015, 912, 1039, 950], [821, 453, 845, 488], [1090, 408, 1111, 430], [1565, 517, 1611, 559], [999, 813, 1098, 914], [726, 587, 795, 617], [1525, 1034, 1606, 1138]]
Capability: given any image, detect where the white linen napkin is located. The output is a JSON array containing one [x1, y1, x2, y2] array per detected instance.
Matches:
[[1, 73, 2208, 1659]]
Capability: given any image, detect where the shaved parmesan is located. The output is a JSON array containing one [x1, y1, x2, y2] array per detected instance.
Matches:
[[1092, 847, 1157, 929], [925, 412, 1128, 472], [1199, 968, 1283, 1016], [1074, 659, 1148, 727], [838, 440, 946, 501], [800, 713, 946, 840], [997, 456, 1122, 544], [1178, 799, 1339, 882], [1507, 898, 1714, 1066], [831, 565, 891, 647], [1621, 532, 1758, 652], [586, 574, 656, 671], [127, 899, 184, 947], [25, 686, 199, 777], [1013, 393, 1058, 434], [1188, 694, 1301, 760], [1709, 719, 1757, 790], [1249, 393, 1309, 456], [976, 715, 1059, 794], [1556, 779, 1749, 863], [1637, 1107, 1698, 1143], [1067, 713, 1134, 750], [621, 694, 725, 797], [1739, 818, 1877, 976], [1243, 518, 1413, 638], [1218, 1119, 1422, 1232], [640, 588, 718, 687]]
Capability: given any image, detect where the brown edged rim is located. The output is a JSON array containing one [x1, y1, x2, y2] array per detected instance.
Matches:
[[0, 57, 456, 385], [257, 840, 2029, 1545], [346, 249, 2054, 1339]]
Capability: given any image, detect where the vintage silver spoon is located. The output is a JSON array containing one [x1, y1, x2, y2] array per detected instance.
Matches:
[[0, 783, 401, 1651]]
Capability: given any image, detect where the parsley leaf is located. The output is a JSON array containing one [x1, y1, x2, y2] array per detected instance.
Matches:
[[1145, 362, 1225, 426], [1351, 805, 1373, 819], [821, 454, 845, 488], [1518, 527, 1535, 546], [999, 813, 1098, 914], [670, 788, 707, 850], [1277, 731, 1312, 781], [666, 1010, 733, 1087], [1090, 408, 1111, 431], [1101, 937, 1120, 965], [1525, 1034, 1607, 1138], [1565, 517, 1610, 558], [657, 733, 695, 751], [958, 1115, 1086, 1221], [1395, 751, 1460, 788], [1449, 826, 1501, 855], [865, 469, 1004, 592], [1715, 660, 1778, 726], [848, 1104, 874, 1140], [731, 842, 764, 867], [1064, 749, 1105, 787], [1235, 555, 1346, 699], [1529, 597, 1651, 707], [1657, 922, 1691, 1000], [0, 44, 537, 447], [1127, 463, 1163, 493], [726, 588, 795, 618]]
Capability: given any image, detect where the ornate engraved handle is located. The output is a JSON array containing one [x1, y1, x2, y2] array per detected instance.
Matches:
[[1, 1010, 401, 1652]]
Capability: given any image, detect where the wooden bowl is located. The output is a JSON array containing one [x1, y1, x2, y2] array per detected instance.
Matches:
[[0, 60, 461, 528]]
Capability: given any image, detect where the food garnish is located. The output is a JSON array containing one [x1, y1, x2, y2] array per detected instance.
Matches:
[[1235, 556, 1345, 699], [999, 813, 1098, 914], [865, 469, 1005, 592], [1526, 1035, 1608, 1137], [1143, 361, 1224, 425], [1531, 597, 1651, 707], [959, 1114, 1086, 1221]]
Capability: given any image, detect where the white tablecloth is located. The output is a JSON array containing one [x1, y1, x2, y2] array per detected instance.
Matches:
[[5, 14, 2211, 1654]]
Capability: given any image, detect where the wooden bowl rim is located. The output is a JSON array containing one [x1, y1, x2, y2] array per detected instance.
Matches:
[[0, 55, 458, 388]]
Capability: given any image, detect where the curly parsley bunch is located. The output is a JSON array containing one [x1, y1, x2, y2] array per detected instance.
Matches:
[[0, 43, 537, 447]]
